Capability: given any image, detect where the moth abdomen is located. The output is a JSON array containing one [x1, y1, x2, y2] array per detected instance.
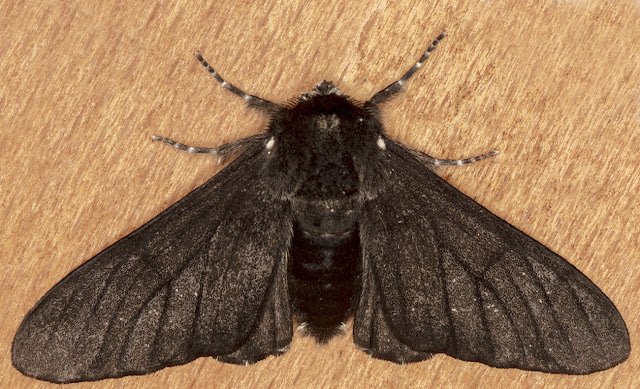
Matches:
[[289, 195, 362, 343]]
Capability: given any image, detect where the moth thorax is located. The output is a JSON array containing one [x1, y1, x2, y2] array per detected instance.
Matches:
[[314, 114, 341, 134], [307, 114, 350, 157]]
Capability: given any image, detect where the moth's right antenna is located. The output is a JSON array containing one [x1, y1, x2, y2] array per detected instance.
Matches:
[[195, 52, 280, 113], [368, 32, 446, 106]]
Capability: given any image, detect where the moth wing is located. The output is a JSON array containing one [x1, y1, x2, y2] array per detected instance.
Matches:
[[354, 140, 629, 374], [12, 145, 293, 383]]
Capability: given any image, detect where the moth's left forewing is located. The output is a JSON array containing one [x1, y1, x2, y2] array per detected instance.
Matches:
[[355, 140, 629, 374], [12, 144, 294, 382]]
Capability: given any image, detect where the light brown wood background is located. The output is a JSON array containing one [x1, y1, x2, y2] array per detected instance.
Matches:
[[1, 0, 638, 388]]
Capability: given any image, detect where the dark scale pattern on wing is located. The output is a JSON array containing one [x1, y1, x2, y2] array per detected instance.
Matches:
[[355, 140, 629, 374], [12, 145, 293, 383]]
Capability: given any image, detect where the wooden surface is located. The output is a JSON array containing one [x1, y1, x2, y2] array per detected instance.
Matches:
[[1, 0, 638, 388]]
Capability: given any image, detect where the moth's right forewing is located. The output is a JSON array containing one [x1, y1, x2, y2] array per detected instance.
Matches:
[[12, 144, 293, 383], [356, 140, 629, 374]]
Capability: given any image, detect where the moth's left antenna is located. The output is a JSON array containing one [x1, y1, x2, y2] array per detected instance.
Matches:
[[195, 52, 280, 113]]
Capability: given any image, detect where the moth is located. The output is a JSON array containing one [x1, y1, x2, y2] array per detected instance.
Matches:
[[13, 33, 629, 383]]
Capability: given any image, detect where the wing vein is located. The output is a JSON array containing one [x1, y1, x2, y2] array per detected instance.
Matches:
[[88, 264, 147, 371], [430, 218, 455, 353], [521, 256, 576, 360], [506, 267, 560, 367]]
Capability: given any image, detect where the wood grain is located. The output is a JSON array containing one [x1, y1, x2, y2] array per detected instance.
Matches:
[[1, 0, 638, 388]]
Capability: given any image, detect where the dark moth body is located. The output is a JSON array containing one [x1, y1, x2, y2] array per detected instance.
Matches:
[[286, 93, 367, 340], [13, 34, 629, 383]]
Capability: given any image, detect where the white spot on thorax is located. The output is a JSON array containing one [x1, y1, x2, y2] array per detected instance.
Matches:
[[266, 137, 275, 150], [377, 137, 386, 150]]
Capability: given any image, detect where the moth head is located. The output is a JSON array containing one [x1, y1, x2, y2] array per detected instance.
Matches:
[[299, 81, 341, 101], [311, 80, 340, 96], [272, 80, 381, 149]]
